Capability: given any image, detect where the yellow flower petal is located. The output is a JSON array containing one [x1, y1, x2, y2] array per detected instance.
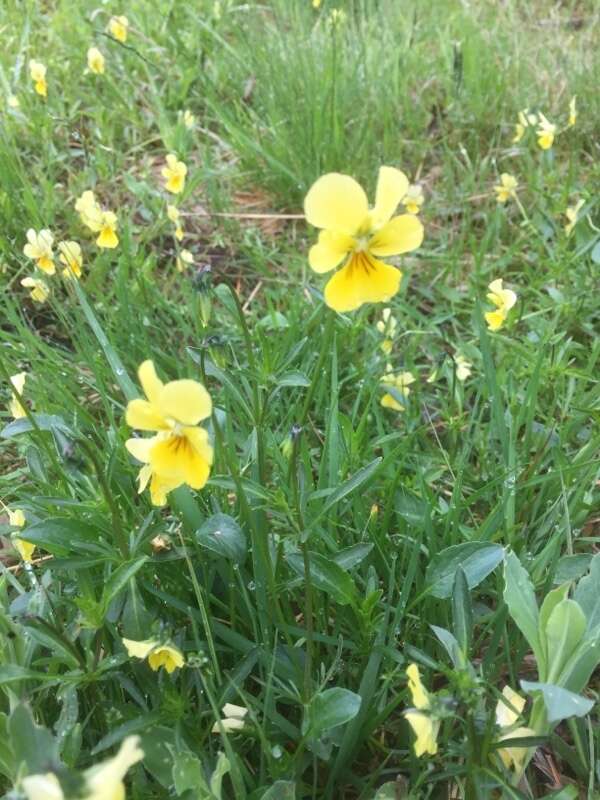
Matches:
[[485, 309, 506, 331], [149, 431, 212, 489], [405, 711, 439, 757], [157, 380, 212, 425], [147, 644, 184, 673], [308, 230, 355, 273], [368, 214, 424, 257], [381, 392, 405, 411], [324, 253, 401, 313], [126, 399, 167, 431], [138, 360, 163, 404], [85, 736, 143, 799], [304, 173, 369, 234], [22, 772, 64, 800], [497, 726, 535, 772], [125, 436, 156, 463], [406, 663, 430, 710], [96, 226, 118, 249], [496, 686, 526, 729], [122, 638, 157, 659], [372, 166, 409, 226], [15, 538, 36, 563]]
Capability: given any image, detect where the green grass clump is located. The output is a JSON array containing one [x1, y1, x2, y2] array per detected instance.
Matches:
[[0, 1, 599, 799]]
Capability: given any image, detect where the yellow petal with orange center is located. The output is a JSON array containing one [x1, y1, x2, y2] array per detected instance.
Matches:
[[157, 380, 212, 425], [149, 431, 212, 489], [371, 166, 409, 226], [308, 230, 354, 273], [304, 173, 369, 234], [369, 214, 424, 257], [324, 252, 401, 313]]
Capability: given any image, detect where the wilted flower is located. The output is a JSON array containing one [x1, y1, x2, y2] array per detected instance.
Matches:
[[536, 113, 556, 150], [8, 508, 35, 563], [57, 241, 83, 279], [404, 663, 440, 757], [380, 366, 415, 411], [402, 184, 424, 215], [21, 276, 50, 303], [122, 637, 184, 673], [29, 60, 47, 97], [568, 96, 577, 128], [125, 360, 213, 501], [87, 47, 105, 75], [176, 249, 194, 272], [304, 167, 423, 312], [564, 199, 584, 236], [23, 229, 55, 274], [485, 278, 517, 332], [495, 686, 535, 773], [108, 15, 129, 43], [9, 372, 27, 419], [75, 190, 119, 249], [376, 308, 398, 354], [494, 173, 518, 204], [453, 353, 472, 381], [162, 154, 187, 194], [182, 109, 196, 129], [211, 703, 249, 733]]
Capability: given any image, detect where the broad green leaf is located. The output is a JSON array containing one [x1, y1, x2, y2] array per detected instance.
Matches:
[[209, 751, 230, 799], [286, 552, 358, 606], [426, 542, 504, 599], [333, 543, 373, 570], [553, 554, 593, 585], [307, 688, 361, 737], [545, 599, 586, 682], [1, 414, 72, 439], [430, 625, 464, 670], [520, 681, 594, 724], [16, 517, 103, 557], [101, 557, 149, 611], [0, 665, 59, 685], [195, 513, 246, 563], [260, 781, 296, 799], [171, 749, 210, 797], [395, 486, 428, 526], [573, 553, 600, 636], [555, 636, 600, 694], [277, 371, 310, 388], [9, 705, 59, 774], [538, 583, 569, 665], [503, 551, 544, 674]]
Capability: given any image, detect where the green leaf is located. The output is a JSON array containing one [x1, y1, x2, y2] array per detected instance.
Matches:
[[277, 371, 310, 388], [520, 681, 594, 723], [307, 688, 361, 737], [16, 517, 104, 557], [452, 567, 472, 658], [317, 458, 382, 518], [195, 513, 247, 563], [538, 583, 570, 665], [573, 553, 600, 636], [503, 551, 544, 673], [0, 665, 59, 685], [545, 599, 586, 682], [209, 751, 230, 799], [332, 543, 373, 570], [171, 750, 210, 797], [395, 486, 428, 527], [101, 557, 149, 611], [9, 705, 59, 774], [430, 625, 464, 670], [260, 781, 296, 799], [286, 552, 358, 606], [556, 636, 600, 694], [426, 542, 504, 599], [1, 414, 72, 439], [553, 554, 593, 585]]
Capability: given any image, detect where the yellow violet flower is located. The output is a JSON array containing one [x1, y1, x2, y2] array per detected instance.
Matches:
[[183, 109, 196, 129], [22, 735, 143, 800], [167, 205, 184, 241], [9, 372, 27, 419], [176, 249, 194, 272], [568, 96, 577, 127], [57, 241, 83, 279], [304, 166, 423, 313], [376, 308, 398, 354], [23, 229, 55, 274], [495, 686, 535, 773], [125, 360, 214, 497], [75, 191, 119, 249], [402, 184, 424, 215], [8, 508, 35, 563], [485, 278, 517, 332], [564, 199, 584, 236], [211, 703, 249, 733], [122, 637, 185, 673], [21, 276, 50, 303], [87, 47, 106, 75], [162, 154, 187, 194], [380, 366, 415, 412], [536, 113, 556, 150], [404, 663, 440, 757], [29, 60, 47, 97], [453, 354, 472, 382], [108, 15, 129, 43], [494, 173, 518, 204]]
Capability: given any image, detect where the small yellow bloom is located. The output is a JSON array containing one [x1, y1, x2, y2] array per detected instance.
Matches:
[[21, 276, 50, 303], [167, 205, 184, 240], [512, 122, 525, 143], [564, 199, 585, 236], [75, 191, 119, 249], [312, 0, 322, 7], [568, 95, 577, 128], [8, 508, 35, 563], [135, 464, 181, 507], [453, 354, 472, 382], [380, 366, 415, 411], [122, 637, 185, 673], [162, 154, 187, 194], [57, 241, 83, 279], [494, 173, 518, 204], [404, 664, 440, 757], [29, 60, 47, 97], [176, 249, 194, 272], [495, 686, 535, 773], [87, 47, 106, 75], [125, 360, 214, 499], [211, 703, 249, 733], [7, 94, 20, 109], [485, 278, 517, 332], [376, 308, 398, 354], [402, 184, 424, 215], [183, 109, 196, 129], [9, 372, 27, 419], [304, 167, 423, 313], [108, 15, 129, 43], [23, 229, 55, 274], [536, 113, 556, 150]]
